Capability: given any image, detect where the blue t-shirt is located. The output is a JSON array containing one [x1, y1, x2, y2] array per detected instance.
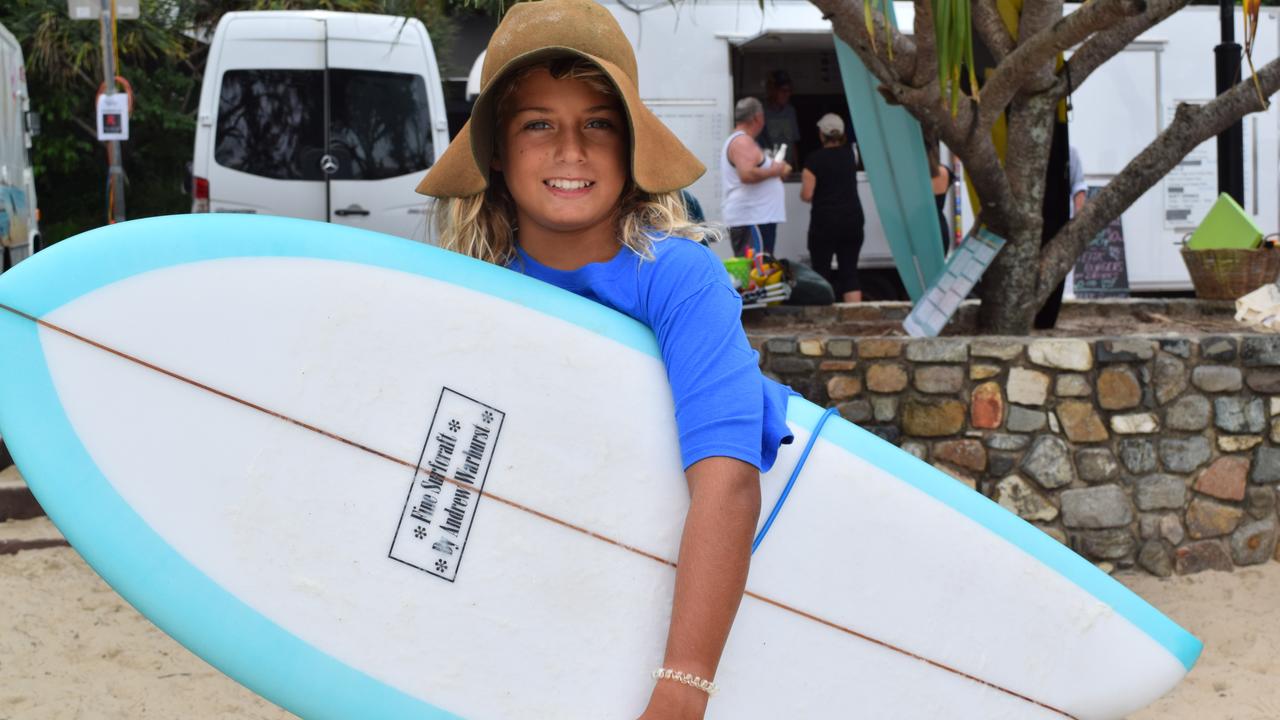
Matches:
[[511, 237, 795, 472]]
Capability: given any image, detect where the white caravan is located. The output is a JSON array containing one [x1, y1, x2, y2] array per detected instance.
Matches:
[[1066, 4, 1280, 292], [591, 0, 1278, 293], [191, 11, 450, 242], [0, 20, 41, 271]]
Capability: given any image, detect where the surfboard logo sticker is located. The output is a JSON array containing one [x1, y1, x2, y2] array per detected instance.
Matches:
[[390, 388, 505, 582]]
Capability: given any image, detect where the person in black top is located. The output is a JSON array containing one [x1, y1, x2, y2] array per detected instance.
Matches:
[[800, 113, 864, 302], [927, 140, 955, 257]]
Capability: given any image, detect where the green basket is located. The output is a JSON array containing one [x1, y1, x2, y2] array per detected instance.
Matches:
[[723, 257, 751, 290]]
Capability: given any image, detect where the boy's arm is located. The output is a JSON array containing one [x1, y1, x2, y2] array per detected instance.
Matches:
[[637, 456, 761, 720]]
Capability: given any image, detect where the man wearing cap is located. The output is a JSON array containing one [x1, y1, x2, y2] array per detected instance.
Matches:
[[721, 97, 790, 257]]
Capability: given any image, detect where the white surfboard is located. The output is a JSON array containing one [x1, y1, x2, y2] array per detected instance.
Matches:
[[0, 215, 1198, 719]]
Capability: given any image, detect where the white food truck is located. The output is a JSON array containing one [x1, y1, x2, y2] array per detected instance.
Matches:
[[600, 1, 896, 269], [0, 20, 41, 272], [191, 11, 450, 243]]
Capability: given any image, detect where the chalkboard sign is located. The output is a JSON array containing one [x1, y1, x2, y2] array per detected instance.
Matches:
[[1073, 186, 1130, 297]]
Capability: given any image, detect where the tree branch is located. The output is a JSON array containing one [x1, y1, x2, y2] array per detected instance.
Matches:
[[811, 0, 916, 90], [979, 0, 1147, 128], [959, 129, 1021, 238], [1003, 91, 1060, 221], [972, 0, 1015, 62], [817, 0, 976, 148], [70, 115, 98, 140], [1036, 58, 1280, 307], [1061, 0, 1192, 96], [75, 67, 99, 91], [813, 0, 1016, 228], [911, 0, 938, 88]]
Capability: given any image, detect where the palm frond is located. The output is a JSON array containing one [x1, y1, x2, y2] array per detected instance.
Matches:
[[930, 0, 978, 115]]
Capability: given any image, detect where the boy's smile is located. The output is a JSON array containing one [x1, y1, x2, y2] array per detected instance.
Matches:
[[494, 67, 629, 268], [543, 177, 596, 196]]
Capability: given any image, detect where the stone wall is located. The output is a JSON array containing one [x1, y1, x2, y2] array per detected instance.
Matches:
[[749, 330, 1280, 576], [742, 298, 1238, 337]]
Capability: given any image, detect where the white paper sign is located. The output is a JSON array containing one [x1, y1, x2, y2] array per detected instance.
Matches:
[[903, 229, 1006, 337], [96, 93, 129, 141], [1162, 100, 1215, 229], [67, 0, 141, 20]]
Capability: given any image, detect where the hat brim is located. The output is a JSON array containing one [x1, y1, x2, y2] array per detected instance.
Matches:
[[416, 47, 705, 198]]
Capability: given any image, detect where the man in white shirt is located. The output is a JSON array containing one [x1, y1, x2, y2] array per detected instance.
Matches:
[[720, 97, 791, 257]]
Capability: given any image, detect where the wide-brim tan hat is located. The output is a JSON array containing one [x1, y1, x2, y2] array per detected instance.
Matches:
[[415, 0, 705, 198]]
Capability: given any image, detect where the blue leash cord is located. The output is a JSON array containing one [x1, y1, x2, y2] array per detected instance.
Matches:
[[751, 406, 841, 554], [750, 224, 764, 256]]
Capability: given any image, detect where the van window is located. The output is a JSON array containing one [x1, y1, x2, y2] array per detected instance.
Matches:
[[329, 69, 434, 180], [216, 69, 434, 181], [216, 70, 325, 181]]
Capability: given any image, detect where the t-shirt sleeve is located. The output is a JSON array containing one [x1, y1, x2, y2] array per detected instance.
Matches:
[[646, 245, 795, 472], [803, 151, 819, 175]]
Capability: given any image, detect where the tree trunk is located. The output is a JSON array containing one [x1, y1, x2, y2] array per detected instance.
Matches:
[[976, 90, 1060, 333], [977, 221, 1043, 332]]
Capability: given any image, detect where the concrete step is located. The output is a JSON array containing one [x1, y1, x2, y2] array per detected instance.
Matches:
[[0, 464, 45, 521], [0, 515, 67, 555]]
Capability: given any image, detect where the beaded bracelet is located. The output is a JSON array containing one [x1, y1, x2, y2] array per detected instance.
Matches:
[[652, 667, 720, 696]]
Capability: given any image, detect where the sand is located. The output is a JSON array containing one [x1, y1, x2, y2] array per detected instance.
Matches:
[[1, 543, 1277, 718], [1121, 567, 1280, 720], [0, 545, 293, 720]]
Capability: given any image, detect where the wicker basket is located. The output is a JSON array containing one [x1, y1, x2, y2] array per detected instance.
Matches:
[[1180, 247, 1280, 300]]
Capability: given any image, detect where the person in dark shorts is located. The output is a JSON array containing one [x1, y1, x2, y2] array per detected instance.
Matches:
[[800, 113, 864, 302]]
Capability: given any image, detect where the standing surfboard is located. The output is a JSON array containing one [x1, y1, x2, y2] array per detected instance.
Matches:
[[0, 215, 1197, 719], [835, 30, 945, 302]]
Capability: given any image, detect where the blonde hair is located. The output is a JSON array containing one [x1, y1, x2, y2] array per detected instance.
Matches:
[[434, 57, 716, 265]]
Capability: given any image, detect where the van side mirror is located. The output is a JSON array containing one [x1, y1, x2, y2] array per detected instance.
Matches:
[[25, 111, 41, 137]]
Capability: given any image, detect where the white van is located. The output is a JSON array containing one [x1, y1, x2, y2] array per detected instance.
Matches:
[[0, 20, 41, 271], [191, 11, 450, 242]]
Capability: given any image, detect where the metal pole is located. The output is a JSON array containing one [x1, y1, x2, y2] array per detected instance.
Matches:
[[1215, 0, 1245, 205], [100, 0, 125, 222], [322, 19, 332, 223]]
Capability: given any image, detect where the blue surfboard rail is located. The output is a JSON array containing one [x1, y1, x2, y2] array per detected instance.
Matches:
[[0, 260, 462, 718], [784, 400, 1202, 673], [0, 216, 1200, 719]]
